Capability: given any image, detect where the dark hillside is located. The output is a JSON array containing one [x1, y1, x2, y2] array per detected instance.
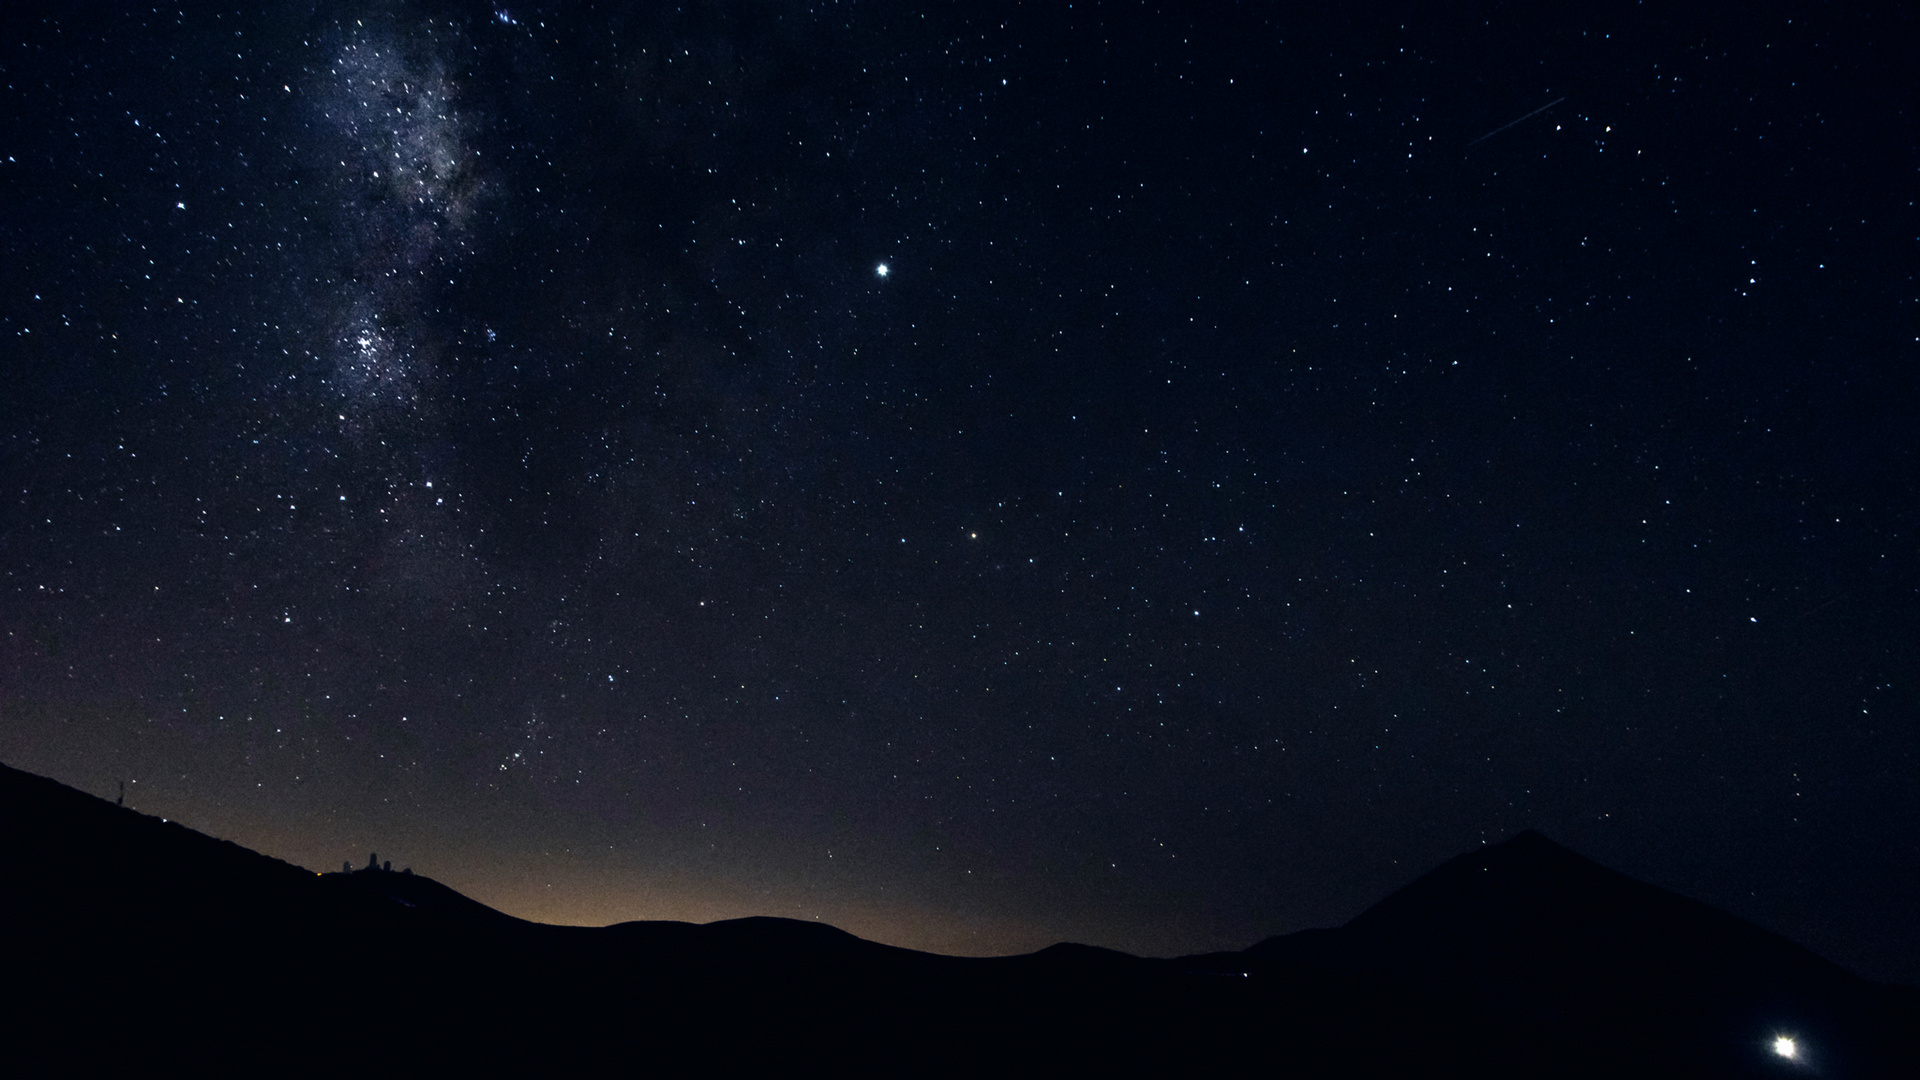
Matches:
[[3, 763, 1910, 1075]]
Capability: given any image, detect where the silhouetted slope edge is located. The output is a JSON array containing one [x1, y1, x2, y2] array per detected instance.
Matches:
[[3, 762, 1912, 1076], [1242, 830, 1917, 1075]]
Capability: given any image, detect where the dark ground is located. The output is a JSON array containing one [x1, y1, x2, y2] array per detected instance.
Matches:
[[4, 761, 1911, 1075]]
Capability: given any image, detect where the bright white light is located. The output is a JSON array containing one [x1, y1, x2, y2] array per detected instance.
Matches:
[[1771, 1035, 1798, 1060], [875, 263, 889, 278]]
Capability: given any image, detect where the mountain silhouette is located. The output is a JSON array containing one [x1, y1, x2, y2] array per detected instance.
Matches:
[[4, 762, 1911, 1075], [1240, 830, 1917, 1076]]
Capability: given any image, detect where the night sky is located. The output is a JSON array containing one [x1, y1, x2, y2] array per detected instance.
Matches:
[[4, 2, 1914, 983]]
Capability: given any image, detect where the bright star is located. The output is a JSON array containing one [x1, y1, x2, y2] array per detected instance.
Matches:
[[1771, 1035, 1797, 1060], [875, 263, 889, 278]]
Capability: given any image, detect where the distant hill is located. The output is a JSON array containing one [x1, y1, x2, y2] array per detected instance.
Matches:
[[1239, 830, 1918, 1076], [3, 762, 1910, 1075]]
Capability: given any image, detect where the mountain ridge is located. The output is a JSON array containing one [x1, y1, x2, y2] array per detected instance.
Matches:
[[3, 761, 1910, 1075]]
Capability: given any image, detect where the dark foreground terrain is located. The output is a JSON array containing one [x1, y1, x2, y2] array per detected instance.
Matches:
[[3, 762, 1911, 1075]]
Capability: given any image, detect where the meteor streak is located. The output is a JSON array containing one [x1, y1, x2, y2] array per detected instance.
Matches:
[[1467, 96, 1566, 147]]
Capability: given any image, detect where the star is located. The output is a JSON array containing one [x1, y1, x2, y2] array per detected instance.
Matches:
[[875, 262, 888, 278]]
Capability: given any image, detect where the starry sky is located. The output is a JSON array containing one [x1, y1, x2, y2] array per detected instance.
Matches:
[[3, 2, 1914, 982]]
